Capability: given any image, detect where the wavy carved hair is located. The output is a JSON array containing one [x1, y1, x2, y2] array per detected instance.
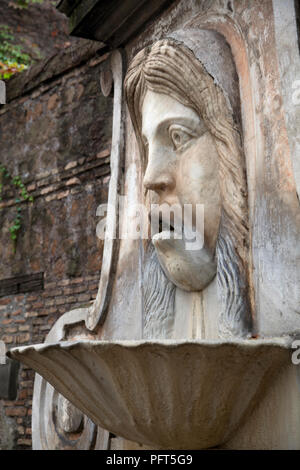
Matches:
[[124, 38, 252, 337]]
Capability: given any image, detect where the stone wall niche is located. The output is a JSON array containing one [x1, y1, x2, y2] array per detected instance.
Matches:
[[7, 0, 300, 450]]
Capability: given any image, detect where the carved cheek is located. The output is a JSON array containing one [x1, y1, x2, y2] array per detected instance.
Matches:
[[177, 135, 220, 207]]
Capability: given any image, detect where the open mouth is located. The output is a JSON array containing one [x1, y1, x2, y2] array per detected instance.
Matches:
[[159, 215, 175, 233], [149, 212, 176, 237]]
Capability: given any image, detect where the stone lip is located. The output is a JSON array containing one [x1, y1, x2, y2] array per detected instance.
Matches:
[[8, 337, 293, 449]]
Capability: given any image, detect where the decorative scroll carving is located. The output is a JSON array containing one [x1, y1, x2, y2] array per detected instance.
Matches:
[[86, 49, 126, 331], [32, 309, 109, 450]]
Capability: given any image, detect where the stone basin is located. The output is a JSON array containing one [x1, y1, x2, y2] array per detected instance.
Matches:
[[8, 338, 292, 449]]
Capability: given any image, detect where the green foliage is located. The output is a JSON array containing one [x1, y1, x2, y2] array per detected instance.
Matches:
[[13, 0, 44, 9], [0, 163, 34, 253], [0, 25, 32, 80]]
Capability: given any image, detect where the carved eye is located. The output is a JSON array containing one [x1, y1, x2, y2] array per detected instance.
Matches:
[[169, 125, 196, 151]]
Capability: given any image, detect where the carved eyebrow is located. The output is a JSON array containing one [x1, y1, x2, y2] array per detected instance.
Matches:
[[152, 116, 206, 138]]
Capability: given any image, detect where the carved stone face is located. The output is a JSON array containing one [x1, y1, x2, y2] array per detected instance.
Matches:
[[142, 90, 221, 291]]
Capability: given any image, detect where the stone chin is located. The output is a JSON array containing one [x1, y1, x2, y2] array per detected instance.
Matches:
[[152, 230, 217, 292]]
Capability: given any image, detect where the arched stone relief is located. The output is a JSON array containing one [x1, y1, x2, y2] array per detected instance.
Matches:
[[183, 4, 300, 337], [124, 34, 252, 339], [121, 1, 300, 339]]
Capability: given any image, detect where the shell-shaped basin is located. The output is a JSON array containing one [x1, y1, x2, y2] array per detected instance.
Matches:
[[8, 338, 292, 449]]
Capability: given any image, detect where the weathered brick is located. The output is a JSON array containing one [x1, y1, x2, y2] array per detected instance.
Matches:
[[96, 148, 110, 159], [64, 285, 86, 295], [77, 294, 91, 302], [17, 426, 25, 435], [44, 289, 62, 298], [45, 193, 57, 202], [25, 311, 38, 318], [5, 407, 27, 417], [47, 93, 58, 110], [85, 275, 100, 281], [44, 282, 57, 290], [64, 161, 77, 170], [40, 325, 51, 331], [55, 297, 68, 306], [56, 190, 70, 200], [1, 335, 13, 344], [37, 176, 50, 187], [20, 381, 32, 388], [4, 400, 25, 406], [70, 278, 84, 284], [46, 307, 58, 314], [19, 325, 30, 332], [31, 302, 44, 310], [18, 389, 27, 400], [12, 309, 22, 316], [17, 333, 30, 344], [66, 177, 81, 186], [36, 310, 49, 316], [40, 185, 56, 195], [27, 183, 36, 192], [17, 438, 31, 446], [88, 282, 99, 290], [5, 327, 17, 333]]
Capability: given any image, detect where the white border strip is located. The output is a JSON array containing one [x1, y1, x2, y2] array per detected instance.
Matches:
[[0, 80, 5, 105]]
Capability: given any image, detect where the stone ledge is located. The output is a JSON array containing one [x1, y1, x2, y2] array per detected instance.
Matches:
[[57, 0, 174, 48]]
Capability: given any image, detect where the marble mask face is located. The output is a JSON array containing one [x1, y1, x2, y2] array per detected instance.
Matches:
[[142, 90, 222, 292]]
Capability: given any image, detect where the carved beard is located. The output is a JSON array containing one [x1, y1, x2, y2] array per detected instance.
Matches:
[[142, 226, 252, 340], [142, 243, 176, 339], [216, 230, 252, 338]]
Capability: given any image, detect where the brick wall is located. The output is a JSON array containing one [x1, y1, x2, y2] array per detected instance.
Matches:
[[0, 43, 112, 449], [0, 274, 101, 448]]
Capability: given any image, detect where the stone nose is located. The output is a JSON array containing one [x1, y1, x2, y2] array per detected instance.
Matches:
[[143, 145, 175, 192]]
